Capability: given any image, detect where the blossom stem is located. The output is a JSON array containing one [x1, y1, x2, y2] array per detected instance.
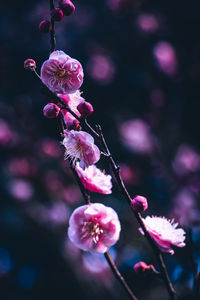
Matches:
[[69, 162, 91, 204], [104, 252, 138, 300], [57, 113, 91, 204], [50, 0, 56, 53]]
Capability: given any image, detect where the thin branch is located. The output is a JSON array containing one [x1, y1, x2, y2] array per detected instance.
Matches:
[[50, 0, 56, 53], [69, 162, 91, 204], [95, 124, 177, 300], [104, 252, 138, 300]]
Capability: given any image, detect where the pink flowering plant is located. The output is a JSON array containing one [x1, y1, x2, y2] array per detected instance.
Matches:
[[68, 203, 121, 254], [23, 1, 200, 299]]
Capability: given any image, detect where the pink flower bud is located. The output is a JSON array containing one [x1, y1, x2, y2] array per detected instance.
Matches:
[[51, 8, 64, 22], [43, 103, 60, 119], [24, 59, 36, 71], [131, 195, 148, 212], [77, 101, 94, 117], [38, 20, 52, 33], [134, 261, 151, 274], [66, 119, 80, 131], [59, 0, 75, 16]]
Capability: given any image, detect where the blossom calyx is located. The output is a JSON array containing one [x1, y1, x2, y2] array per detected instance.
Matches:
[[131, 195, 148, 213], [77, 101, 94, 118], [24, 59, 36, 71], [43, 103, 60, 118]]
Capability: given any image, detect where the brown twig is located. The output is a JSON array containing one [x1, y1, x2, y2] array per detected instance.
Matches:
[[50, 0, 56, 53], [95, 124, 177, 300], [104, 252, 138, 300]]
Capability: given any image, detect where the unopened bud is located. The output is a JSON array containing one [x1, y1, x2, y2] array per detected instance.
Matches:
[[39, 20, 52, 33], [24, 59, 36, 71], [59, 0, 75, 16], [66, 119, 81, 131], [134, 261, 155, 275], [51, 8, 64, 22], [77, 101, 94, 117], [43, 103, 60, 118], [131, 195, 148, 212]]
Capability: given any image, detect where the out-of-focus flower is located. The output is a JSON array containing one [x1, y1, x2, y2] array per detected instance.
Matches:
[[0, 119, 16, 146], [61, 184, 82, 204], [43, 170, 63, 193], [139, 216, 186, 254], [41, 50, 83, 94], [86, 54, 115, 85], [83, 248, 116, 274], [172, 144, 200, 176], [9, 179, 34, 201], [7, 157, 37, 178], [39, 138, 62, 158], [153, 41, 178, 76], [120, 119, 153, 154], [120, 164, 140, 186], [76, 163, 112, 194], [131, 195, 148, 213], [59, 90, 83, 128], [172, 188, 199, 226], [63, 130, 100, 168], [137, 13, 158, 33], [68, 203, 121, 254]]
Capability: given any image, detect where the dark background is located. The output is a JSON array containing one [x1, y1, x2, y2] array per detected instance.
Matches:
[[0, 0, 200, 299]]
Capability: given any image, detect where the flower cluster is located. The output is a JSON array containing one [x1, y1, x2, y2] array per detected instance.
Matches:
[[38, 0, 75, 33], [36, 47, 187, 258]]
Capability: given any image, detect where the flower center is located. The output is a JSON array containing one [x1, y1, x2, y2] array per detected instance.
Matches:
[[81, 221, 103, 244], [56, 68, 66, 78]]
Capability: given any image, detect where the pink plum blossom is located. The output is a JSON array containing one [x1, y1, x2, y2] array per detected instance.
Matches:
[[62, 130, 100, 168], [58, 90, 84, 128], [76, 163, 112, 194], [139, 216, 186, 254], [68, 203, 121, 253], [41, 50, 84, 94]]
